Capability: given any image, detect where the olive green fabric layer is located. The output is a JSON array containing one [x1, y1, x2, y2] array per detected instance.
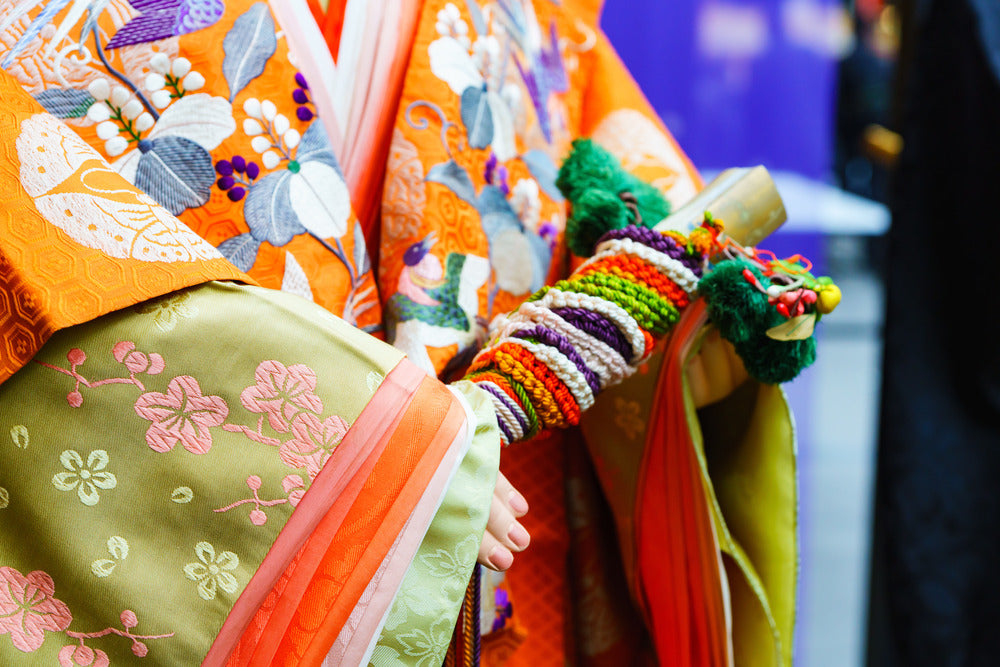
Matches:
[[0, 281, 403, 664]]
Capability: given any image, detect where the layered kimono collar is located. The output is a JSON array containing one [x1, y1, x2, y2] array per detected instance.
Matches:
[[0, 72, 249, 386]]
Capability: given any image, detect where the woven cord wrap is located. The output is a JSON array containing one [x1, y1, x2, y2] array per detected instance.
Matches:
[[463, 224, 709, 446]]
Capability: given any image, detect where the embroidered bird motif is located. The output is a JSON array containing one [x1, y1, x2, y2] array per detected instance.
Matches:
[[388, 235, 490, 373]]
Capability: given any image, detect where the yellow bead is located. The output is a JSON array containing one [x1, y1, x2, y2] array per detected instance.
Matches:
[[817, 284, 842, 314]]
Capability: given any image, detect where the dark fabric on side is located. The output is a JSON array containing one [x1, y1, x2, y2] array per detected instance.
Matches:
[[869, 1, 1000, 664]]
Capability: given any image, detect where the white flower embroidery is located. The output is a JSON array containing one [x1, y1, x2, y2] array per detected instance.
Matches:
[[241, 97, 301, 170], [435, 3, 470, 49], [183, 542, 240, 601], [52, 449, 117, 506], [145, 54, 205, 109]]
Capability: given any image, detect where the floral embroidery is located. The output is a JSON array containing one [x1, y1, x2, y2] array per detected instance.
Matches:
[[0, 567, 72, 652], [52, 449, 117, 506], [111, 341, 165, 375], [418, 535, 479, 586], [612, 397, 645, 441], [10, 424, 28, 449], [0, 486, 9, 509], [134, 291, 198, 332], [170, 486, 194, 504], [183, 542, 240, 601], [396, 616, 455, 667], [91, 536, 129, 578], [278, 413, 349, 480], [281, 474, 305, 507], [62, 609, 174, 660], [291, 72, 314, 121], [238, 360, 323, 433], [213, 474, 296, 526], [37, 342, 163, 407], [134, 376, 229, 454], [57, 644, 109, 667], [143, 53, 205, 109]]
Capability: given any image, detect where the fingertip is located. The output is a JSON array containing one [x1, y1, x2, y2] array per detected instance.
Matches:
[[507, 522, 530, 550], [488, 545, 514, 571], [508, 490, 529, 515]]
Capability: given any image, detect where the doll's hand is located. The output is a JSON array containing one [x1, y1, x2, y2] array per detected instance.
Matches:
[[688, 326, 749, 409], [477, 471, 530, 571]]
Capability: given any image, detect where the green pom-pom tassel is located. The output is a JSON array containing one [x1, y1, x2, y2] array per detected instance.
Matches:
[[556, 138, 622, 202], [557, 139, 672, 256], [566, 190, 629, 257], [697, 259, 772, 344], [736, 331, 817, 385], [699, 258, 817, 384]]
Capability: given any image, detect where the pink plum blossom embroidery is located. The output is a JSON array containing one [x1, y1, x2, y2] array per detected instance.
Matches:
[[134, 376, 229, 454], [282, 474, 306, 507], [112, 341, 165, 375], [240, 361, 324, 433], [61, 609, 174, 661], [213, 475, 291, 526], [58, 609, 174, 667], [0, 568, 72, 652], [36, 342, 161, 407], [58, 644, 109, 667], [279, 413, 349, 479]]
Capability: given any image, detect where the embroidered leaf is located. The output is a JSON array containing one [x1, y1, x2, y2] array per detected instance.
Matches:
[[464, 0, 488, 35], [243, 170, 304, 246], [353, 220, 371, 276], [522, 149, 564, 202], [171, 486, 194, 504], [222, 2, 278, 102], [107, 0, 225, 49], [281, 252, 313, 301], [486, 91, 517, 161], [766, 312, 817, 341], [426, 160, 477, 206], [217, 233, 262, 272], [0, 487, 8, 509], [10, 425, 28, 449], [134, 136, 215, 215], [150, 94, 236, 150], [296, 122, 341, 172], [33, 88, 95, 119], [460, 85, 493, 150], [91, 559, 116, 578], [115, 94, 237, 184], [107, 536, 129, 560], [288, 161, 351, 239], [526, 229, 553, 292], [476, 185, 519, 235]]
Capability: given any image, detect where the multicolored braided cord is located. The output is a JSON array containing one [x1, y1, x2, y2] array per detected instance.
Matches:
[[464, 221, 714, 447]]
